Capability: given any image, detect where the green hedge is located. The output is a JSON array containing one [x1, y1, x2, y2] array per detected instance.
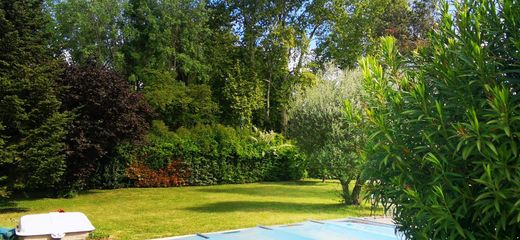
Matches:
[[120, 122, 306, 186]]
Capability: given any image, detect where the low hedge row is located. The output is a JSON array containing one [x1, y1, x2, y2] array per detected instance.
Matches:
[[96, 123, 306, 188]]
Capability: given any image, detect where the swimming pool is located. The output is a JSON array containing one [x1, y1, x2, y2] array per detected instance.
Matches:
[[156, 218, 403, 240]]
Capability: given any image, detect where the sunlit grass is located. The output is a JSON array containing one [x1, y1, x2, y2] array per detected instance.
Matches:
[[0, 180, 374, 240]]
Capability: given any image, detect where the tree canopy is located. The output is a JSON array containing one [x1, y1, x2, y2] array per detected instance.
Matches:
[[49, 0, 436, 132], [1, 0, 439, 201], [288, 66, 364, 204]]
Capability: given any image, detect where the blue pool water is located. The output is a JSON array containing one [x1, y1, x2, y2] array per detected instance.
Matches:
[[159, 218, 403, 240]]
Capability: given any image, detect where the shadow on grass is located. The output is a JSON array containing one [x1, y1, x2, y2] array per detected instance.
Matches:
[[0, 207, 29, 214], [2, 189, 104, 203], [184, 201, 370, 214], [260, 180, 329, 186], [195, 181, 338, 198], [0, 200, 29, 214], [196, 187, 334, 198]]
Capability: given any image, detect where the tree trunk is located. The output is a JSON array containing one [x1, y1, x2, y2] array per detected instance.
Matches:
[[350, 176, 362, 205], [340, 177, 362, 205], [294, 25, 320, 74], [280, 107, 288, 134], [339, 178, 352, 204], [265, 76, 271, 128]]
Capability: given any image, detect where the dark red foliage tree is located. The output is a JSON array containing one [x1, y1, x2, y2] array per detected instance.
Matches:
[[59, 62, 153, 192]]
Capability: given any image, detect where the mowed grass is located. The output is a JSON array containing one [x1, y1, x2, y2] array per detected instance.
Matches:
[[0, 180, 374, 240]]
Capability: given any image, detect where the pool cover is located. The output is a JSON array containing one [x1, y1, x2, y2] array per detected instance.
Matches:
[[157, 218, 403, 240]]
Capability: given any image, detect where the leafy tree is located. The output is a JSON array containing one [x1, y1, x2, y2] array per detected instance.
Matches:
[[122, 0, 174, 89], [52, 0, 127, 70], [409, 0, 437, 47], [288, 66, 364, 204], [59, 62, 152, 192], [145, 80, 218, 130], [122, 0, 219, 133], [205, 1, 240, 124], [123, 0, 213, 87], [0, 0, 70, 194], [162, 0, 211, 85], [215, 0, 270, 128], [222, 61, 264, 127], [226, 0, 322, 131], [315, 0, 436, 69], [353, 0, 520, 238]]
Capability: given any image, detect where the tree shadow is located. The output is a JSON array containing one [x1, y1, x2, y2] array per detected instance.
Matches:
[[260, 180, 328, 186], [195, 181, 338, 198], [76, 190, 106, 197], [0, 207, 29, 214], [7, 189, 104, 202], [184, 201, 370, 214], [196, 186, 334, 198], [0, 200, 29, 214]]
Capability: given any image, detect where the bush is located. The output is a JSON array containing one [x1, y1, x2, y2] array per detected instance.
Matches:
[[58, 62, 153, 192], [122, 123, 305, 187], [126, 161, 189, 188], [264, 146, 306, 181], [352, 1, 520, 238], [89, 144, 136, 189]]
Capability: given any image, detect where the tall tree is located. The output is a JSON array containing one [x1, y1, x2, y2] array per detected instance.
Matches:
[[53, 0, 127, 69], [225, 0, 321, 131], [222, 61, 264, 127], [163, 0, 211, 85], [204, 1, 239, 123], [123, 0, 213, 86], [123, 0, 173, 89], [0, 0, 70, 194], [315, 0, 437, 69]]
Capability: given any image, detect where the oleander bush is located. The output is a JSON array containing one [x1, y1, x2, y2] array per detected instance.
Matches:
[[350, 0, 520, 238]]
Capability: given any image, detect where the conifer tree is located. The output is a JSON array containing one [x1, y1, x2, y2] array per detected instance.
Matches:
[[0, 0, 69, 194]]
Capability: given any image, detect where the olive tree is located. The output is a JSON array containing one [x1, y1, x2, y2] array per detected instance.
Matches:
[[288, 65, 364, 204]]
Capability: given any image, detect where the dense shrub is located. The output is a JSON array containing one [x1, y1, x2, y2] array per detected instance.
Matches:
[[350, 0, 520, 238], [121, 123, 305, 186], [59, 62, 153, 192], [89, 144, 136, 189]]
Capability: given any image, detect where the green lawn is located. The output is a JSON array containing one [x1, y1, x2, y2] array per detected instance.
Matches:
[[0, 180, 374, 240]]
